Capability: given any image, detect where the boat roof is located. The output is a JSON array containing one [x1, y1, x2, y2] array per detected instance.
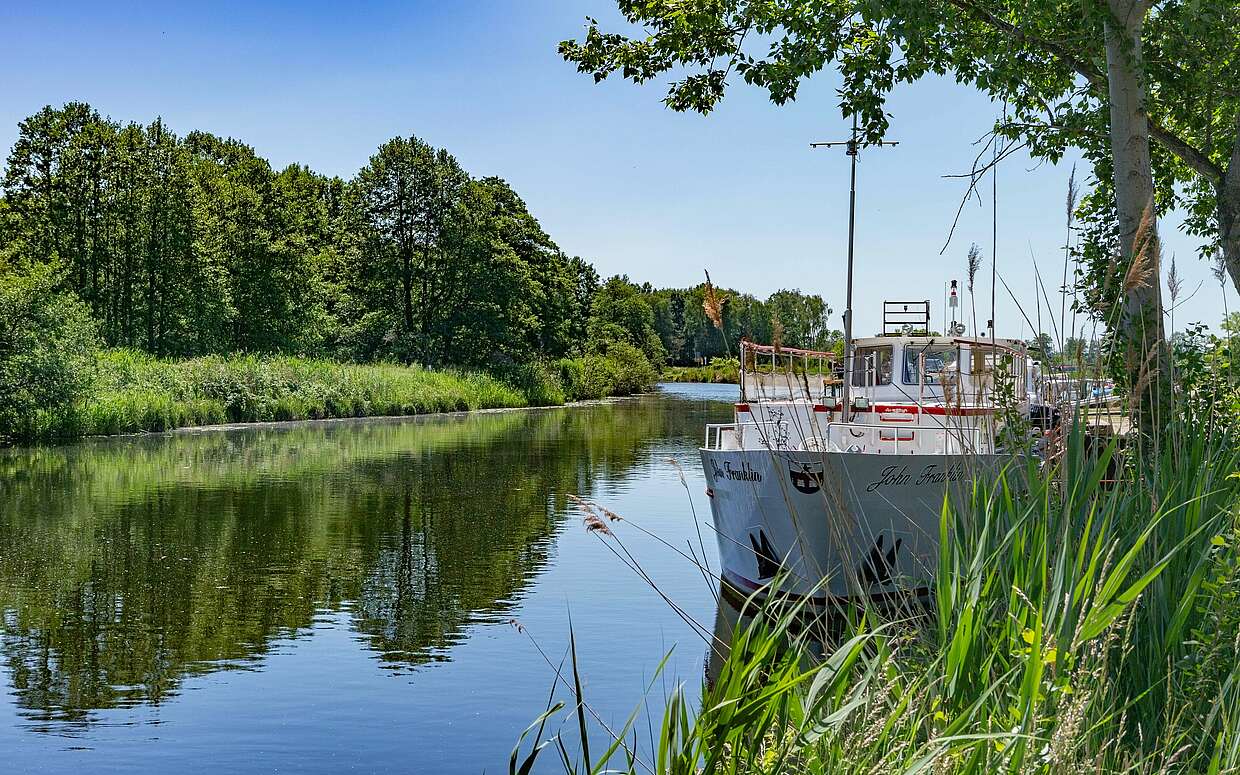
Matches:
[[853, 335, 1026, 351]]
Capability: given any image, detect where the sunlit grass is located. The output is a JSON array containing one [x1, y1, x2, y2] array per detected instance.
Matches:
[[14, 346, 662, 442], [42, 349, 532, 439]]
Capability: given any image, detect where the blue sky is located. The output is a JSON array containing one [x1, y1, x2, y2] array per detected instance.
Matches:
[[2, 0, 1229, 339]]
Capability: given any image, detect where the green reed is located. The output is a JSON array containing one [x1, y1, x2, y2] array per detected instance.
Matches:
[[515, 417, 1240, 773], [27, 349, 541, 441]]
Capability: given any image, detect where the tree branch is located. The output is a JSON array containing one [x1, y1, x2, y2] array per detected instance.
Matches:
[[939, 127, 1030, 254], [945, 0, 1224, 184], [946, 0, 1108, 90], [1149, 118, 1224, 183]]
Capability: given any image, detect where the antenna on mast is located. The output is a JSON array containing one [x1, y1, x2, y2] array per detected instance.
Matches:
[[811, 114, 898, 416]]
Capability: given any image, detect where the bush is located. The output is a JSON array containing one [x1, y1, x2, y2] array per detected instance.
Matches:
[[490, 361, 567, 406], [0, 268, 99, 442], [558, 341, 658, 401], [598, 341, 658, 394]]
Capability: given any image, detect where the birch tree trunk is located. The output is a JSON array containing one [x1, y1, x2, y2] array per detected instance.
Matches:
[[1103, 0, 1168, 428], [1220, 118, 1240, 294]]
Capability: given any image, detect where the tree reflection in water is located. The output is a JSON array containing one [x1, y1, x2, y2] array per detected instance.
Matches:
[[0, 400, 688, 723]]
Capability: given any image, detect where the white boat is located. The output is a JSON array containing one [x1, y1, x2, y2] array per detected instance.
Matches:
[[700, 303, 1032, 601]]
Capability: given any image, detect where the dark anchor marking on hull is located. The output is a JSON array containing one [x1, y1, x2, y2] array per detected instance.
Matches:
[[858, 534, 903, 588], [789, 463, 825, 494], [750, 530, 781, 580]]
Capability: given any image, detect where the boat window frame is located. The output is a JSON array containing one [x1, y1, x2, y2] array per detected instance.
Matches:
[[901, 343, 959, 385], [851, 344, 894, 387]]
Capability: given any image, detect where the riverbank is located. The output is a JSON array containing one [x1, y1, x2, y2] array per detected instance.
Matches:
[[10, 348, 657, 443]]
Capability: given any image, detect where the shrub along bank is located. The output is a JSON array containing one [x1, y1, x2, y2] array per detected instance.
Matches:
[[2, 347, 659, 444]]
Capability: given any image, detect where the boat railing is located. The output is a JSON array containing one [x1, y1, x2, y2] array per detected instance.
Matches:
[[708, 417, 987, 454], [704, 423, 736, 450], [704, 420, 793, 450], [804, 421, 986, 455]]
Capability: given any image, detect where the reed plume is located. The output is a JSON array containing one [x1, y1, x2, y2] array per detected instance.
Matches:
[[967, 242, 982, 336], [1061, 166, 1078, 360], [568, 493, 613, 536], [596, 503, 624, 523], [1123, 206, 1158, 294], [966, 243, 982, 294], [1065, 165, 1078, 228], [703, 270, 731, 356]]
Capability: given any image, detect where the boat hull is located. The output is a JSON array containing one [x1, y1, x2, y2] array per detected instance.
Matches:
[[701, 448, 1006, 599]]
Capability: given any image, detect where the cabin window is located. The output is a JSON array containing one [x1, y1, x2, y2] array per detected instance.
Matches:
[[902, 346, 959, 385], [851, 346, 893, 386]]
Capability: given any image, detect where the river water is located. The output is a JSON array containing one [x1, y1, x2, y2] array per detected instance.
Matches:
[[0, 384, 738, 773]]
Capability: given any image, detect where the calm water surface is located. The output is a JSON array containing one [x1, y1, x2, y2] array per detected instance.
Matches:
[[0, 384, 740, 773]]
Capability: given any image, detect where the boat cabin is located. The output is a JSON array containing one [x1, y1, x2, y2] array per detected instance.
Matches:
[[707, 302, 1032, 457]]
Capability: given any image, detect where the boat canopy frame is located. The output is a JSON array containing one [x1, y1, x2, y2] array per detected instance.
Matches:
[[739, 338, 837, 403]]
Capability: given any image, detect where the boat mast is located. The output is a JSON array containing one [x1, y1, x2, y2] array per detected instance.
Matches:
[[812, 115, 897, 415]]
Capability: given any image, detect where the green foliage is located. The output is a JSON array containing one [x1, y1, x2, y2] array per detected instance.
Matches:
[[662, 357, 741, 384], [560, 0, 1240, 393], [1222, 312, 1240, 340], [557, 341, 659, 401], [587, 276, 668, 365], [0, 104, 596, 369], [0, 103, 662, 440], [646, 284, 837, 365], [518, 421, 1240, 773], [0, 267, 98, 442], [559, 1, 1237, 256], [25, 349, 548, 441], [1172, 323, 1240, 430], [491, 361, 568, 407]]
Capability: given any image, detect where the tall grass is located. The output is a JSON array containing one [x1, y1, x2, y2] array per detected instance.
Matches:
[[662, 358, 838, 385], [9, 346, 664, 443], [514, 419, 1240, 773], [29, 349, 534, 440], [662, 362, 740, 384]]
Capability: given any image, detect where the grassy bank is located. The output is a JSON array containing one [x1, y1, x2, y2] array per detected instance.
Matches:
[[9, 347, 658, 443], [661, 359, 837, 384], [516, 420, 1240, 773], [662, 362, 740, 384]]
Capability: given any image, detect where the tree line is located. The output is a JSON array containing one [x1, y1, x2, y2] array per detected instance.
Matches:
[[0, 103, 598, 368], [0, 103, 836, 372], [646, 284, 838, 363]]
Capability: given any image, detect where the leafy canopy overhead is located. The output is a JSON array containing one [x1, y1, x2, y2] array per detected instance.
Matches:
[[561, 0, 1240, 264]]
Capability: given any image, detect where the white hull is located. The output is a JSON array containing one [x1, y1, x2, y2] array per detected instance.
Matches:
[[702, 448, 1005, 599]]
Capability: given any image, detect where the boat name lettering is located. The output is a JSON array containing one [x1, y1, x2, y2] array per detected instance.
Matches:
[[914, 463, 968, 486], [710, 460, 763, 482], [866, 463, 969, 492], [866, 465, 911, 492]]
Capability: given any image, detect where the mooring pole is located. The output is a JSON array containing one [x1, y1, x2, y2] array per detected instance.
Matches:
[[811, 115, 897, 417]]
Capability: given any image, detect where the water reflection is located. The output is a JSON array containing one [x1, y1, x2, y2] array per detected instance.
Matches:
[[0, 399, 706, 724]]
